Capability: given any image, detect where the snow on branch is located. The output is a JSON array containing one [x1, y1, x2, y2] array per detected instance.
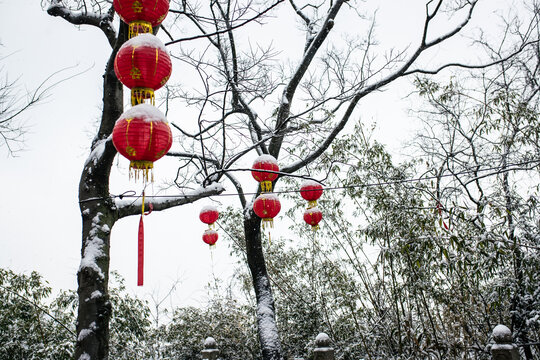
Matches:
[[115, 182, 225, 219], [47, 0, 117, 47]]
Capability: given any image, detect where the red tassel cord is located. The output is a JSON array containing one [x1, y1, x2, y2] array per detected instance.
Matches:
[[137, 191, 153, 286], [137, 215, 144, 286]]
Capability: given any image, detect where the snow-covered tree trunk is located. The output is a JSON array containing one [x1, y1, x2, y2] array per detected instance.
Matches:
[[74, 25, 126, 359], [75, 207, 114, 359], [44, 5, 226, 357], [244, 212, 283, 360]]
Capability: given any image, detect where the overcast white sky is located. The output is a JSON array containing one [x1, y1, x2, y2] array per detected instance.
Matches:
[[0, 0, 516, 306]]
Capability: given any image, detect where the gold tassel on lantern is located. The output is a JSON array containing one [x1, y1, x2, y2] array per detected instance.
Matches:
[[260, 181, 273, 193], [129, 21, 153, 39], [131, 88, 155, 106], [130, 160, 154, 183], [261, 218, 274, 230]]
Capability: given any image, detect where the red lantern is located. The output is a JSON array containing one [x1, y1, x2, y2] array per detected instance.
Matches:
[[300, 180, 323, 208], [114, 34, 172, 106], [202, 229, 218, 246], [112, 104, 172, 181], [251, 155, 279, 192], [113, 0, 170, 38], [200, 205, 219, 229], [253, 193, 281, 228], [304, 207, 323, 230]]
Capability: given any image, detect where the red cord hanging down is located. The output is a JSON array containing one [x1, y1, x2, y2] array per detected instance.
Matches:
[[138, 215, 144, 286], [138, 192, 153, 286]]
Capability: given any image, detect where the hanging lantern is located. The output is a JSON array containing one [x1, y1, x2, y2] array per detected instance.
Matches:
[[114, 33, 172, 106], [202, 229, 218, 246], [112, 103, 172, 181], [113, 0, 170, 38], [304, 206, 323, 231], [200, 205, 219, 229], [300, 180, 323, 208], [251, 154, 279, 192], [253, 193, 281, 228]]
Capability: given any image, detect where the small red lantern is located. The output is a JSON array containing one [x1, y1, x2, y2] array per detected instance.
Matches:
[[251, 155, 279, 192], [304, 207, 323, 230], [202, 229, 218, 246], [300, 180, 323, 208], [113, 0, 170, 38], [200, 205, 219, 229], [112, 104, 172, 181], [114, 33, 172, 106], [253, 193, 281, 228]]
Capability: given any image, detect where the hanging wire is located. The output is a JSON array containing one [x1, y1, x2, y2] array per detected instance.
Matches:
[[84, 160, 540, 202], [78, 158, 540, 204]]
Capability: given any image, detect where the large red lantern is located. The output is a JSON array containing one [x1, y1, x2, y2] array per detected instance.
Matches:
[[253, 193, 281, 228], [202, 229, 218, 246], [113, 0, 170, 38], [304, 207, 323, 230], [200, 205, 219, 229], [114, 33, 172, 106], [251, 155, 279, 192], [112, 103, 172, 181], [300, 180, 323, 208]]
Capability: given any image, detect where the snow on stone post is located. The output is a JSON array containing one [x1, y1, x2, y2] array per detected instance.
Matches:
[[313, 333, 335, 360], [491, 325, 519, 360], [201, 337, 220, 360]]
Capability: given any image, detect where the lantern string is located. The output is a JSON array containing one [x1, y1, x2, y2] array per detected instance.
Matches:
[[80, 158, 540, 204], [202, 158, 540, 194], [202, 167, 323, 187]]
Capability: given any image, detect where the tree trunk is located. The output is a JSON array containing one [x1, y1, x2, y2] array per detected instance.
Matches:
[[244, 211, 284, 360], [74, 204, 116, 360], [73, 24, 126, 360]]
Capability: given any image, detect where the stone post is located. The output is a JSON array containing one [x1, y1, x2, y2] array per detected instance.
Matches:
[[201, 337, 220, 360], [313, 333, 335, 360], [491, 325, 519, 360]]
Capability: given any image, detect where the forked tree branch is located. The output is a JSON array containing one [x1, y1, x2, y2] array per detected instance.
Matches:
[[47, 0, 117, 47], [269, 0, 346, 157], [282, 0, 485, 174]]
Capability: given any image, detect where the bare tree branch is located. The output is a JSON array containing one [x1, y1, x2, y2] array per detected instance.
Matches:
[[115, 183, 225, 218], [46, 0, 117, 47], [165, 0, 285, 46]]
